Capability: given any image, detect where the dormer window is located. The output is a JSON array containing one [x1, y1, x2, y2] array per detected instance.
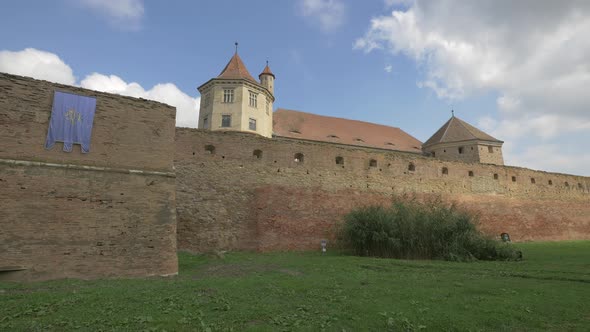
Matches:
[[354, 138, 364, 142], [289, 130, 301, 134], [223, 89, 234, 103], [327, 134, 339, 139]]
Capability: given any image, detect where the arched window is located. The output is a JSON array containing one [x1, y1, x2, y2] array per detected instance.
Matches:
[[442, 167, 448, 175], [369, 159, 377, 167], [294, 153, 304, 163], [335, 156, 344, 165], [205, 145, 215, 154], [253, 149, 263, 159], [408, 163, 415, 172]]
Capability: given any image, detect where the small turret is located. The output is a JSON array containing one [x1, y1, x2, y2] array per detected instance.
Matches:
[[259, 61, 275, 95]]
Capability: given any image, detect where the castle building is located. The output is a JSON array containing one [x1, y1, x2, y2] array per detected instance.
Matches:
[[198, 48, 503, 164], [197, 47, 275, 138], [422, 114, 504, 165]]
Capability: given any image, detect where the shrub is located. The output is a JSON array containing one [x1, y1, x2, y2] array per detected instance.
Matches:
[[339, 197, 521, 261]]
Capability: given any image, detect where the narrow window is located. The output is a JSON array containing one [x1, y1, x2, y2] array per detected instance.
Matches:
[[249, 91, 258, 108], [369, 159, 377, 167], [548, 180, 553, 185], [249, 118, 257, 131], [335, 156, 344, 165], [443, 149, 446, 153], [578, 183, 583, 189], [488, 146, 494, 153], [221, 114, 231, 127], [458, 147, 464, 154], [530, 178, 536, 184], [253, 149, 262, 159], [493, 173, 499, 180], [408, 163, 415, 172], [203, 116, 209, 129], [442, 167, 448, 175], [565, 182, 569, 188], [512, 176, 516, 182], [205, 145, 215, 154], [468, 171, 474, 177], [294, 153, 304, 163], [223, 89, 234, 103]]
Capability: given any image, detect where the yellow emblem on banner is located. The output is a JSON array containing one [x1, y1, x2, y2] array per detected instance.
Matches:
[[65, 108, 82, 125]]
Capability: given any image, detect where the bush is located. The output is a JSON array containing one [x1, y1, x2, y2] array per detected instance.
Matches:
[[339, 197, 521, 261]]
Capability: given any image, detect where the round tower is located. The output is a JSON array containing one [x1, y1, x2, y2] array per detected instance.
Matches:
[[259, 61, 275, 95]]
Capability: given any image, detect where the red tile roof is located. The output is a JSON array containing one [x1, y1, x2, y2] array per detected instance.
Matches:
[[273, 109, 423, 153], [217, 52, 258, 83], [259, 64, 275, 78], [423, 116, 502, 147]]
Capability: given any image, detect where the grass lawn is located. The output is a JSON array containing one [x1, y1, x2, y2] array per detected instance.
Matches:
[[1, 241, 589, 331]]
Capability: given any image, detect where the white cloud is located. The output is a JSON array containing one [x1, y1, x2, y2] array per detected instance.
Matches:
[[0, 48, 75, 85], [356, 0, 590, 175], [81, 73, 199, 128], [384, 64, 393, 73], [78, 0, 144, 29], [0, 48, 199, 128], [298, 0, 346, 33]]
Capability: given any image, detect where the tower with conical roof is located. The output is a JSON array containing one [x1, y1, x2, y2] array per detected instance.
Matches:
[[197, 44, 275, 138], [422, 114, 504, 165]]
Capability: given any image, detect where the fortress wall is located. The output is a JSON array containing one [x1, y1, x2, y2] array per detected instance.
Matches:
[[175, 128, 590, 252], [0, 73, 178, 280]]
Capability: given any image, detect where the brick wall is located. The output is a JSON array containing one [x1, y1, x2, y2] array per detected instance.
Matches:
[[0, 73, 178, 281], [175, 129, 590, 252]]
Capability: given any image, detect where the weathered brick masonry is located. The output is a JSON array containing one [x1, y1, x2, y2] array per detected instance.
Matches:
[[0, 73, 178, 281], [175, 129, 590, 252]]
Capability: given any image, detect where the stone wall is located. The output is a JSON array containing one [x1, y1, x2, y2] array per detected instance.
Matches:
[[0, 73, 178, 281], [175, 128, 590, 252]]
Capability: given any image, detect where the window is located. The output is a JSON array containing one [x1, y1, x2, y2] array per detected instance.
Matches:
[[203, 116, 209, 129], [578, 183, 583, 189], [289, 130, 301, 134], [327, 134, 339, 139], [223, 89, 234, 103], [548, 180, 553, 185], [530, 178, 536, 184], [249, 91, 258, 108], [468, 171, 474, 177], [442, 167, 448, 175], [458, 147, 464, 154], [294, 153, 304, 163], [369, 159, 377, 167], [431, 152, 436, 157], [205, 145, 215, 154], [488, 146, 494, 153], [203, 93, 211, 107], [493, 173, 499, 180], [221, 114, 231, 127], [354, 138, 364, 142], [408, 163, 415, 172], [253, 149, 262, 159], [512, 176, 516, 182], [565, 182, 569, 188], [249, 118, 257, 131], [335, 156, 344, 165]]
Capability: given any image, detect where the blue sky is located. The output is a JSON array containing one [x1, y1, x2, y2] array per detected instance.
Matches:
[[1, 0, 589, 176]]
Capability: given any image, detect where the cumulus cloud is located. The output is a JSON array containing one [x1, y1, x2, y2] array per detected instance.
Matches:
[[0, 48, 75, 85], [384, 64, 393, 73], [78, 0, 144, 29], [0, 48, 199, 128], [298, 0, 346, 33], [356, 0, 590, 175], [81, 73, 199, 128]]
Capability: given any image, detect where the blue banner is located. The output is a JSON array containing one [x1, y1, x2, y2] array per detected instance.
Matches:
[[45, 91, 97, 153]]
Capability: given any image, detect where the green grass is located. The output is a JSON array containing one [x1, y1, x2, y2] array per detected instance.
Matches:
[[1, 241, 589, 331]]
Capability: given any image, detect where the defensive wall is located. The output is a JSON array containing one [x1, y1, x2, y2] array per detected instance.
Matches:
[[0, 73, 178, 281], [175, 128, 590, 252]]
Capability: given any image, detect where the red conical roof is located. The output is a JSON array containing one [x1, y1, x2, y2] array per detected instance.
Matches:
[[259, 63, 275, 78], [217, 52, 257, 83]]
